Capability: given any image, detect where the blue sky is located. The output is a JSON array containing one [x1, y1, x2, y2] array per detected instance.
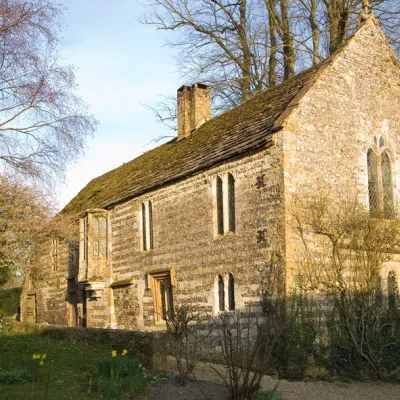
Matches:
[[58, 0, 179, 209]]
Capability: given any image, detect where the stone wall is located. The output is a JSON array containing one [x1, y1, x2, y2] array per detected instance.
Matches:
[[112, 283, 139, 329], [21, 240, 80, 327], [282, 18, 400, 287], [109, 145, 285, 330]]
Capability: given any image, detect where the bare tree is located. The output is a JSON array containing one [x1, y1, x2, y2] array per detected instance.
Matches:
[[142, 0, 282, 112], [143, 0, 400, 132], [0, 175, 76, 287], [0, 0, 97, 186]]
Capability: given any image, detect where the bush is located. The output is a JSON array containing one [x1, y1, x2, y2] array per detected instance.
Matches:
[[209, 307, 284, 400], [0, 314, 11, 335], [0, 371, 31, 384], [90, 351, 147, 399], [0, 288, 20, 317], [98, 355, 142, 379], [323, 320, 367, 379], [273, 296, 317, 379]]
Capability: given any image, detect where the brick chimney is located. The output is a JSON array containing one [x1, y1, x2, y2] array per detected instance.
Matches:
[[177, 83, 211, 140]]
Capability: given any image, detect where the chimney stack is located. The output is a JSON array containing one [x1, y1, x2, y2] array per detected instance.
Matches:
[[177, 83, 211, 141]]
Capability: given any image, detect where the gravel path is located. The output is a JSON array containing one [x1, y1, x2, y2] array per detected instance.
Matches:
[[136, 360, 400, 400]]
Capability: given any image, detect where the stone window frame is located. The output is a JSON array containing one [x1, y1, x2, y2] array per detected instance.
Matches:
[[214, 272, 235, 314], [140, 199, 154, 251], [367, 134, 396, 218], [213, 172, 236, 237], [148, 268, 175, 323]]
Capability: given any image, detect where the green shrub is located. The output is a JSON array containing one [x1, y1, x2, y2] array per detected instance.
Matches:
[[98, 355, 142, 379], [91, 375, 147, 399], [0, 371, 31, 384], [322, 301, 400, 380], [0, 288, 20, 317], [0, 314, 11, 335], [273, 296, 317, 379], [92, 352, 147, 398], [323, 326, 367, 379]]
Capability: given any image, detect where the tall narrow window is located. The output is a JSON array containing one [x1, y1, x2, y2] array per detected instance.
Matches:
[[218, 274, 225, 311], [228, 173, 236, 232], [93, 215, 107, 257], [141, 201, 154, 251], [142, 202, 147, 251], [367, 137, 396, 218], [51, 239, 58, 272], [228, 273, 235, 311], [367, 149, 379, 216], [148, 200, 154, 250], [93, 218, 99, 235], [381, 151, 394, 217], [216, 177, 224, 235], [83, 217, 88, 261]]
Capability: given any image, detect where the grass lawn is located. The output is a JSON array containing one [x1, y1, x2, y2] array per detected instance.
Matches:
[[0, 332, 137, 399]]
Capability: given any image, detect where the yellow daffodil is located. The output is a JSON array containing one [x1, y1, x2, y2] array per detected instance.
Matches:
[[42, 354, 47, 359], [111, 350, 117, 358], [32, 354, 41, 360], [39, 361, 44, 366], [122, 349, 128, 356]]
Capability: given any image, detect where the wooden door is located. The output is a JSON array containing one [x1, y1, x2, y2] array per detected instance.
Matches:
[[26, 295, 36, 323]]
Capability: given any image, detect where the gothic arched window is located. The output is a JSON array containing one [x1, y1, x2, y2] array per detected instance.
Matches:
[[367, 149, 379, 216], [381, 151, 394, 217], [367, 136, 395, 218]]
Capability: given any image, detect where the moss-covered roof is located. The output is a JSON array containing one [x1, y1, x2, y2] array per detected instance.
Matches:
[[62, 62, 330, 216]]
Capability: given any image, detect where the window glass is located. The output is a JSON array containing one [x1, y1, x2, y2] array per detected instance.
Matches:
[[216, 177, 224, 235], [142, 202, 147, 251], [381, 151, 394, 218], [101, 239, 107, 257], [149, 201, 154, 250], [367, 149, 379, 216], [101, 217, 107, 236], [228, 174, 236, 232], [218, 274, 225, 311], [228, 273, 235, 311]]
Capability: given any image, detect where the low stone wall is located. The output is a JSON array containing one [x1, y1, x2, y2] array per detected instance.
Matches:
[[38, 326, 169, 371]]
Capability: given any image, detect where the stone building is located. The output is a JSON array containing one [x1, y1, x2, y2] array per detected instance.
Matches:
[[21, 15, 400, 329]]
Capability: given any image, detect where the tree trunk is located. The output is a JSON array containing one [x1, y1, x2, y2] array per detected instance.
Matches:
[[310, 0, 320, 66], [326, 0, 350, 55], [239, 0, 252, 102], [268, 0, 277, 86], [279, 0, 295, 80]]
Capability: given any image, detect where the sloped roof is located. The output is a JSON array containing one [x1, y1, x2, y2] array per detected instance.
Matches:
[[64, 14, 385, 216], [61, 62, 331, 215]]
